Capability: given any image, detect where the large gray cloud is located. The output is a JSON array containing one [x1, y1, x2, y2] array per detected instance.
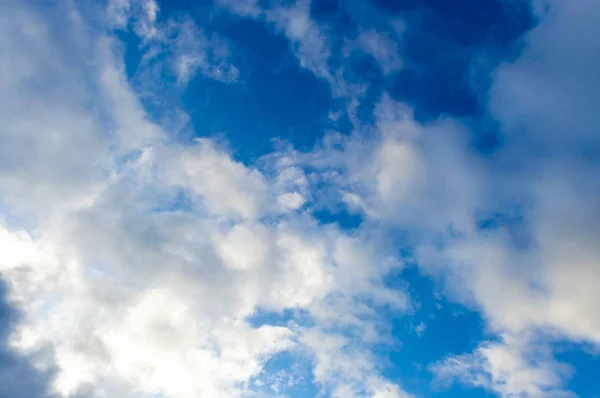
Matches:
[[0, 280, 59, 398]]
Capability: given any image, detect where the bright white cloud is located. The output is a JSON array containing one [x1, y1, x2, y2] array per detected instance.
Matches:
[[2, 0, 599, 397], [401, 1, 600, 395], [0, 1, 411, 398]]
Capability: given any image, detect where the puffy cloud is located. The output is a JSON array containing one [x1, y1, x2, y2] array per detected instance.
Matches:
[[0, 1, 411, 398], [424, 0, 600, 347], [431, 335, 574, 397], [293, 94, 482, 236], [271, 1, 600, 395], [384, 1, 599, 395], [170, 140, 270, 219], [2, 0, 599, 397]]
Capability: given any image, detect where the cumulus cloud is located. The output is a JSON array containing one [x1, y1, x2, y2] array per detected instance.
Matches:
[[2, 0, 599, 397], [425, 0, 600, 356], [266, 1, 600, 395], [0, 1, 411, 397], [371, 1, 599, 395]]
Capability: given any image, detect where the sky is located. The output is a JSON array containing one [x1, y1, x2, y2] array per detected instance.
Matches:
[[0, 0, 599, 397]]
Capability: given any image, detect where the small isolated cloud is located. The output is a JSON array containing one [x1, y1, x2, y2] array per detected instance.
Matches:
[[355, 29, 403, 75], [413, 322, 427, 337]]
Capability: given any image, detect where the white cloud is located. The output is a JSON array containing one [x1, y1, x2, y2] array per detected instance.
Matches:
[[170, 140, 270, 219], [269, 1, 600, 395], [413, 322, 426, 337], [3, 0, 599, 397], [431, 335, 574, 397], [107, 0, 160, 39], [217, 0, 407, 104], [297, 94, 482, 235], [354, 29, 403, 75], [424, 0, 600, 340], [108, 0, 239, 86], [0, 2, 411, 398], [301, 328, 414, 398], [379, 1, 600, 395], [168, 18, 240, 85], [265, 0, 332, 81], [220, 0, 332, 83]]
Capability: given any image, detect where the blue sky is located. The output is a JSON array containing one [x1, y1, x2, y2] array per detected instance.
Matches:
[[0, 0, 599, 397]]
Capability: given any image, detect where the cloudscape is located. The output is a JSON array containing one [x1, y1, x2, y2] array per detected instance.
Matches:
[[0, 0, 599, 397]]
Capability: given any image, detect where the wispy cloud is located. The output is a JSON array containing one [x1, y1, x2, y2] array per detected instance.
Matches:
[[431, 335, 574, 397], [353, 29, 403, 75], [109, 0, 239, 87]]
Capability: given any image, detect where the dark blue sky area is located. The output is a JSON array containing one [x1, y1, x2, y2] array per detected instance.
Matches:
[[123, 0, 533, 162]]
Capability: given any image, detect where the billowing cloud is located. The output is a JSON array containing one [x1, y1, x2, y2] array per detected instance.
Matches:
[[265, 1, 600, 396], [1, 0, 599, 397], [423, 3, 600, 393], [0, 1, 411, 397]]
